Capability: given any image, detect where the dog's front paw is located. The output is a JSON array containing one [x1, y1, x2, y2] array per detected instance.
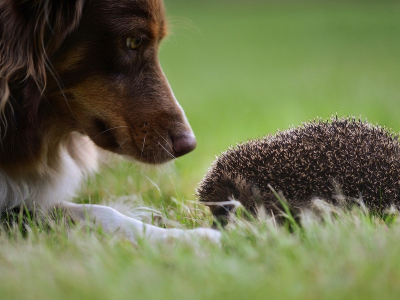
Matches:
[[188, 228, 222, 244], [146, 226, 222, 245]]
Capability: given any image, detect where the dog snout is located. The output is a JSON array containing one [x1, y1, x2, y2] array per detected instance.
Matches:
[[172, 132, 197, 157]]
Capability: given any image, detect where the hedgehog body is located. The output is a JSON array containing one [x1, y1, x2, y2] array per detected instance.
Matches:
[[197, 118, 400, 219]]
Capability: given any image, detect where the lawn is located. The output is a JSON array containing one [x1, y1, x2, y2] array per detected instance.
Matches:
[[1, 1, 400, 299]]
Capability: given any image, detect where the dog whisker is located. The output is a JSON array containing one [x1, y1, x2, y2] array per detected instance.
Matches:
[[99, 137, 130, 168], [117, 137, 130, 152], [64, 126, 130, 157], [167, 16, 202, 35], [157, 142, 176, 160], [94, 126, 130, 139], [153, 152, 157, 164], [140, 133, 147, 161], [44, 59, 72, 117], [154, 129, 173, 151]]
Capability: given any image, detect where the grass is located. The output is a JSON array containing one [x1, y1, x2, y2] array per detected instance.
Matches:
[[2, 0, 400, 299], [2, 208, 400, 300]]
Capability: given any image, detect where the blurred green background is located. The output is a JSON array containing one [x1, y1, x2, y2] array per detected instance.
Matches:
[[84, 0, 400, 203]]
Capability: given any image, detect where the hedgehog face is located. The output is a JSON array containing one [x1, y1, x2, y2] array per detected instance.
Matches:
[[198, 173, 260, 217]]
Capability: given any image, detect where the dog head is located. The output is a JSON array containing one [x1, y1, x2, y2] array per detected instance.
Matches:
[[1, 0, 196, 165]]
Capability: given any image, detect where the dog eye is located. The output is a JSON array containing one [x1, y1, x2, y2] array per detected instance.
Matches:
[[126, 37, 142, 50]]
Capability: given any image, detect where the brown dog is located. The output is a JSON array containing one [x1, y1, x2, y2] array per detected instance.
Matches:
[[0, 0, 220, 243]]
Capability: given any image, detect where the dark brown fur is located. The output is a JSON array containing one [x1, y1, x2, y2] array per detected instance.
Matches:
[[0, 0, 190, 178], [197, 117, 400, 219]]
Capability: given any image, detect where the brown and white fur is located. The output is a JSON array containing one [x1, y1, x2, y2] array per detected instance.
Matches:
[[0, 0, 220, 243]]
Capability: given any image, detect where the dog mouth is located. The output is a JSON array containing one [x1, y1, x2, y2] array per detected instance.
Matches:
[[90, 118, 121, 151], [87, 118, 185, 164]]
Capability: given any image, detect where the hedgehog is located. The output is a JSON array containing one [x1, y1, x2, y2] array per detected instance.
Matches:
[[197, 117, 400, 221]]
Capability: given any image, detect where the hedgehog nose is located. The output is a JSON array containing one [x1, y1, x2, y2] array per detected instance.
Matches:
[[172, 132, 197, 157]]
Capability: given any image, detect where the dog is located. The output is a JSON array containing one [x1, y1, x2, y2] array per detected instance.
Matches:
[[0, 0, 220, 243]]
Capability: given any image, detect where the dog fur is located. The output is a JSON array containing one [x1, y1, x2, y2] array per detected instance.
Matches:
[[0, 0, 220, 243]]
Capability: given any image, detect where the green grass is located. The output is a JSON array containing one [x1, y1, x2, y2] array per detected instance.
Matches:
[[2, 209, 400, 300], [2, 1, 400, 299]]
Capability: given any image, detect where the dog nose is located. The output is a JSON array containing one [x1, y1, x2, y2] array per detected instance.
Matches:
[[173, 133, 197, 157]]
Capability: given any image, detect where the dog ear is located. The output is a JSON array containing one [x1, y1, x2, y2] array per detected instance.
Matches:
[[0, 0, 86, 108], [0, 0, 86, 164]]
